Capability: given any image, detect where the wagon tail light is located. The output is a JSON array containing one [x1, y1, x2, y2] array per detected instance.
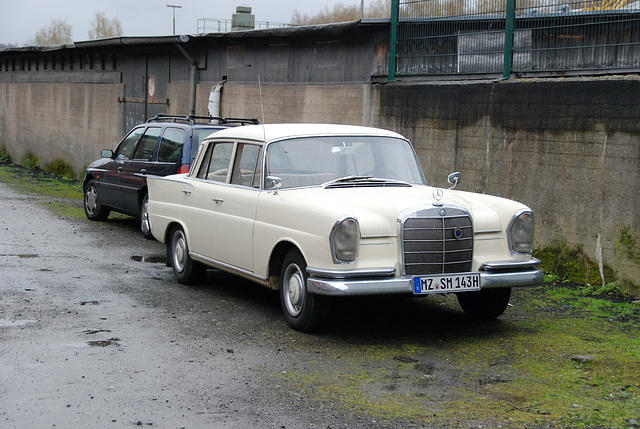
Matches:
[[330, 217, 360, 263], [178, 164, 190, 174], [508, 210, 535, 254]]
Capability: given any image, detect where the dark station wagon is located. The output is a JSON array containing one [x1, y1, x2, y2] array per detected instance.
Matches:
[[82, 114, 258, 237]]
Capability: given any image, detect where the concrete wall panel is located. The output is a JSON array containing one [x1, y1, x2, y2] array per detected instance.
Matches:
[[0, 82, 123, 178]]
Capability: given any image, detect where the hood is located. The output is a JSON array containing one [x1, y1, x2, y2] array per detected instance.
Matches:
[[276, 184, 529, 237]]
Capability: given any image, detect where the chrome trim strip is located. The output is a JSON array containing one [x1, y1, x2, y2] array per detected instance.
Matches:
[[307, 268, 543, 296], [307, 267, 396, 279], [481, 258, 541, 271], [190, 252, 269, 286]]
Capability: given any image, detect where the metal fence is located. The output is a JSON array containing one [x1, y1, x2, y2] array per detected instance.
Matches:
[[389, 0, 640, 80]]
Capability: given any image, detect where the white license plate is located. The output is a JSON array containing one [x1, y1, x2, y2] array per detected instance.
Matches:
[[413, 273, 481, 294]]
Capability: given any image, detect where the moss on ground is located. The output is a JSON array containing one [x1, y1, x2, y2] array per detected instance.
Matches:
[[271, 287, 640, 428]]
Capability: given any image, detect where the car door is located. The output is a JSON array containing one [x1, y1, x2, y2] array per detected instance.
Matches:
[[100, 126, 144, 208], [186, 141, 261, 272], [120, 126, 162, 214]]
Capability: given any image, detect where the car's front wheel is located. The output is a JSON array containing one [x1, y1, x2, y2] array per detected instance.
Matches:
[[140, 193, 153, 239], [169, 226, 205, 285], [280, 250, 324, 332], [84, 180, 110, 221], [457, 287, 511, 319]]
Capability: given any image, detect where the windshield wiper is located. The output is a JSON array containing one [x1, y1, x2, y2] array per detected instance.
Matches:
[[323, 176, 373, 186], [323, 175, 411, 188]]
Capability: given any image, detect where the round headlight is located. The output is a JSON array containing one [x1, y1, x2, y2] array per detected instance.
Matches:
[[508, 210, 535, 254], [330, 217, 360, 263]]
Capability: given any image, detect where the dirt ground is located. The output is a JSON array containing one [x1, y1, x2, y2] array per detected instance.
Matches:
[[0, 173, 638, 429]]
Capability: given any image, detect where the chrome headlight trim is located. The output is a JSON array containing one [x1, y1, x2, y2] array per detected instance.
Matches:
[[507, 209, 535, 255], [330, 216, 360, 264]]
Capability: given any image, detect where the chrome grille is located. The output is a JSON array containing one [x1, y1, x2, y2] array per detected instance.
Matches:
[[402, 207, 473, 276]]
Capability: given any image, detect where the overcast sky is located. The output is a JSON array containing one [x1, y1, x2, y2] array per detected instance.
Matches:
[[0, 0, 358, 46]]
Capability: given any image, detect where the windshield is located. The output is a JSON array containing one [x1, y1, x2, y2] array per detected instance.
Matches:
[[265, 136, 426, 189]]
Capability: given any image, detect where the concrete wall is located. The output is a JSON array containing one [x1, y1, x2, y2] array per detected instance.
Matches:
[[0, 82, 123, 175], [1, 77, 639, 292], [210, 78, 640, 292]]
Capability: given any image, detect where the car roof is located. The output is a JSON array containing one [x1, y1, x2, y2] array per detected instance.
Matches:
[[203, 123, 406, 143]]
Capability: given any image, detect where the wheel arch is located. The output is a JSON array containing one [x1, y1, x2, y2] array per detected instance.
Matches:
[[267, 241, 303, 290], [164, 221, 187, 268], [137, 185, 149, 211], [82, 173, 96, 191]]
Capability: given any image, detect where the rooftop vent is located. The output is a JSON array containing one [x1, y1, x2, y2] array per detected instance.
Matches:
[[232, 6, 255, 31]]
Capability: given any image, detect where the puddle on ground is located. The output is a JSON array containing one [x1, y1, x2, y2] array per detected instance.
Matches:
[[0, 319, 37, 328], [131, 255, 166, 264], [88, 337, 121, 347], [82, 329, 111, 335]]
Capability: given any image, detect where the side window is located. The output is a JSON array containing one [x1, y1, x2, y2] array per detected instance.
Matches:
[[132, 127, 162, 160], [158, 128, 186, 163], [115, 128, 144, 160], [196, 143, 214, 179], [230, 144, 261, 187], [195, 142, 233, 182]]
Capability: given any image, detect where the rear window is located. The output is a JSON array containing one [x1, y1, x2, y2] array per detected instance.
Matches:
[[191, 128, 225, 163]]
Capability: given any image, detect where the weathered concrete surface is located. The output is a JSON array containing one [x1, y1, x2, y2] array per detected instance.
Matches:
[[0, 183, 348, 428]]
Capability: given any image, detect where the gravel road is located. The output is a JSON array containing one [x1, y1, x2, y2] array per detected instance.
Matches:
[[0, 182, 367, 428]]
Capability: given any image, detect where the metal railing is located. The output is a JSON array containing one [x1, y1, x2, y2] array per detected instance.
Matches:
[[389, 0, 640, 80], [196, 18, 291, 33]]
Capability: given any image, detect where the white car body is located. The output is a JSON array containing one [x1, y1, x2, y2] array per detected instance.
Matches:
[[147, 124, 542, 331]]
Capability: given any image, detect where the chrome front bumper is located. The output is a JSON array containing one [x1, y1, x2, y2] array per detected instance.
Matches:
[[307, 260, 543, 296]]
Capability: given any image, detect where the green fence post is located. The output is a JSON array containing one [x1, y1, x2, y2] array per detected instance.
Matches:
[[389, 0, 399, 82], [503, 0, 516, 79]]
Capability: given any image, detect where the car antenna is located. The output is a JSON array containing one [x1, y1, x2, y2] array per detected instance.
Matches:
[[258, 75, 266, 142]]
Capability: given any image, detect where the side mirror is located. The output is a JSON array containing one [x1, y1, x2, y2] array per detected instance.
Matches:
[[447, 171, 460, 189], [265, 175, 283, 194], [101, 149, 114, 158]]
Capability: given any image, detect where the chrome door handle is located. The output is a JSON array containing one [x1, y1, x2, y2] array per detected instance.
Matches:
[[212, 198, 223, 203], [181, 189, 192, 195]]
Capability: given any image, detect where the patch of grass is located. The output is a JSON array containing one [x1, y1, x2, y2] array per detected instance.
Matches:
[[0, 161, 83, 216], [44, 159, 77, 181], [0, 147, 10, 163], [534, 241, 616, 286], [22, 151, 40, 170]]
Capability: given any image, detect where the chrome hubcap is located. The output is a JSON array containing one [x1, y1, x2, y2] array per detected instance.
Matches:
[[284, 264, 304, 316], [173, 233, 186, 272]]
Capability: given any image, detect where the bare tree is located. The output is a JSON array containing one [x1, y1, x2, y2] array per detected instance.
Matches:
[[292, 0, 390, 25], [31, 19, 72, 46], [89, 11, 123, 40]]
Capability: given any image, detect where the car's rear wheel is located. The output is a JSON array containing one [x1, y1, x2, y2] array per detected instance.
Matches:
[[140, 193, 153, 239], [169, 226, 205, 285], [457, 287, 512, 319], [280, 250, 323, 332], [84, 180, 110, 221]]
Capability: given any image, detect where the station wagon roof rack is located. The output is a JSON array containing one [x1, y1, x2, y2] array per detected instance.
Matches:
[[147, 114, 259, 126]]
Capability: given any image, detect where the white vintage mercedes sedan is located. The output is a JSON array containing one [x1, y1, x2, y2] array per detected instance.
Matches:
[[147, 124, 542, 332]]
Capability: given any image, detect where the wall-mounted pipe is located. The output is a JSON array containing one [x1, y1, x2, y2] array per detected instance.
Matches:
[[174, 37, 197, 116]]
